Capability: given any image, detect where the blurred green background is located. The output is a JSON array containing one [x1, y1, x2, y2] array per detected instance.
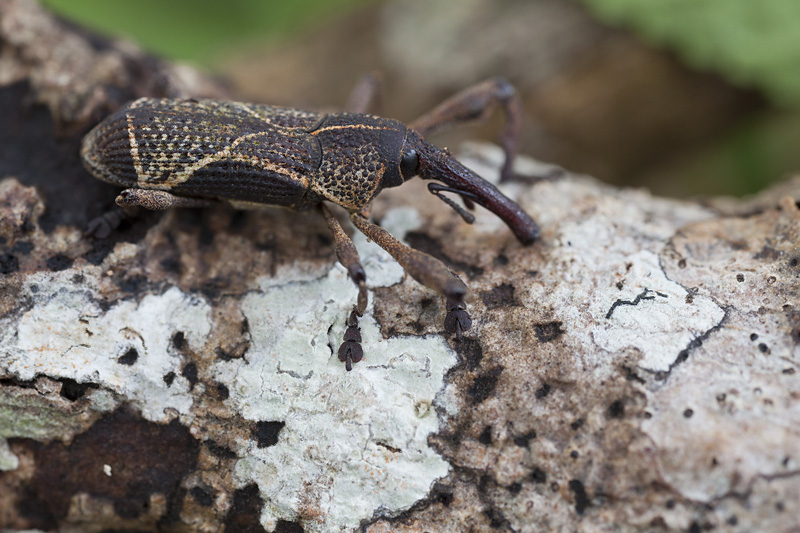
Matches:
[[42, 0, 375, 66], [41, 0, 800, 199]]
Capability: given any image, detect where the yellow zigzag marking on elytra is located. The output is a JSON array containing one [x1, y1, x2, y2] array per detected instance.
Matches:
[[136, 129, 311, 189]]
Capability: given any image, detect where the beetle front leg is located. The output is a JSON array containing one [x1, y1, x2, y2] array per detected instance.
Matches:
[[409, 77, 522, 182], [320, 204, 368, 371], [116, 189, 216, 210], [349, 214, 472, 339], [87, 189, 216, 238]]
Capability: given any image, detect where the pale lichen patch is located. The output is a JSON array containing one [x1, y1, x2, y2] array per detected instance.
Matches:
[[209, 208, 457, 532], [0, 282, 211, 422]]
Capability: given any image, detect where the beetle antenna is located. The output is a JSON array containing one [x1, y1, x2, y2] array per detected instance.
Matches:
[[427, 183, 476, 224]]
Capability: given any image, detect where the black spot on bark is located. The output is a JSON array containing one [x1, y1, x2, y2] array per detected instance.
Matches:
[[198, 224, 214, 246], [215, 346, 239, 361], [570, 418, 584, 430], [199, 278, 225, 300], [160, 256, 182, 274], [15, 406, 198, 522], [163, 371, 176, 386], [205, 439, 237, 460], [432, 482, 454, 506], [534, 321, 564, 343], [46, 253, 73, 271], [224, 483, 267, 532], [253, 421, 285, 448], [82, 240, 115, 266], [513, 430, 537, 447], [58, 378, 97, 401], [758, 343, 770, 354], [182, 362, 198, 389], [531, 467, 547, 484], [455, 337, 483, 370], [684, 408, 694, 418], [608, 399, 625, 418], [117, 347, 138, 365], [621, 365, 646, 384], [11, 240, 34, 254], [190, 486, 214, 507], [478, 426, 493, 445], [172, 331, 186, 350], [535, 382, 551, 399], [508, 482, 522, 495], [494, 253, 509, 266], [484, 506, 510, 529], [16, 485, 57, 529], [736, 273, 745, 282], [568, 479, 590, 514], [228, 209, 248, 231], [467, 369, 502, 404], [216, 382, 230, 400], [0, 253, 19, 274], [275, 519, 305, 533], [481, 283, 516, 309], [118, 274, 146, 294]]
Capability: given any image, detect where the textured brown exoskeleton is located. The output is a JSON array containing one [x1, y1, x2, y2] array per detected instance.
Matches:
[[81, 77, 539, 370]]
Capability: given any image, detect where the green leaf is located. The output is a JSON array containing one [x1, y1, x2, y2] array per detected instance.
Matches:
[[581, 0, 800, 106]]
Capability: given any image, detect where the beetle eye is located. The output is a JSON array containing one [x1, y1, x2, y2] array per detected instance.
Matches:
[[400, 149, 419, 180]]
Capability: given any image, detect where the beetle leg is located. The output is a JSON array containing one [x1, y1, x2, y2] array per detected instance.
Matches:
[[85, 206, 138, 239], [87, 190, 216, 238], [345, 71, 383, 114], [427, 183, 477, 224], [409, 78, 522, 182], [349, 213, 472, 339], [116, 189, 215, 210], [320, 204, 367, 371]]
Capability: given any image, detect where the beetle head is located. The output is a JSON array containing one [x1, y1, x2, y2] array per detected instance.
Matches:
[[395, 129, 539, 245]]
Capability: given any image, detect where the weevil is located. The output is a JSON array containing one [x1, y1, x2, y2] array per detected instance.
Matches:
[[81, 77, 540, 370]]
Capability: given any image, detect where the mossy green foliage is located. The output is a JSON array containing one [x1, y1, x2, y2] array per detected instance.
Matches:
[[41, 0, 374, 66], [581, 0, 800, 106]]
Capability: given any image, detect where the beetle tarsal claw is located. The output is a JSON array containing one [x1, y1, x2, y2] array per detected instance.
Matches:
[[444, 296, 472, 340], [338, 309, 364, 371]]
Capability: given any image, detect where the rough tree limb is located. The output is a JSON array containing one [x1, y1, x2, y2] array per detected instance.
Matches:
[[0, 1, 798, 531]]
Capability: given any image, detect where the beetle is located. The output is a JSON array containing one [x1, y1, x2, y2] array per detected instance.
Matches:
[[81, 77, 539, 370]]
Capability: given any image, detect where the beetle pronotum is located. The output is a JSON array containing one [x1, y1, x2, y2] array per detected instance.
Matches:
[[81, 77, 539, 370]]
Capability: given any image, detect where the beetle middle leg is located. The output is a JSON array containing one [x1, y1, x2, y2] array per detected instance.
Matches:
[[320, 204, 368, 371], [410, 77, 522, 182], [350, 213, 472, 340], [345, 72, 382, 114]]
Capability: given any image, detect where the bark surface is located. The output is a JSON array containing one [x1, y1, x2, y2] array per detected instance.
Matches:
[[0, 1, 798, 531]]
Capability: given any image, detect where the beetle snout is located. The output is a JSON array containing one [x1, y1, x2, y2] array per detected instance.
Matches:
[[410, 133, 540, 245]]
